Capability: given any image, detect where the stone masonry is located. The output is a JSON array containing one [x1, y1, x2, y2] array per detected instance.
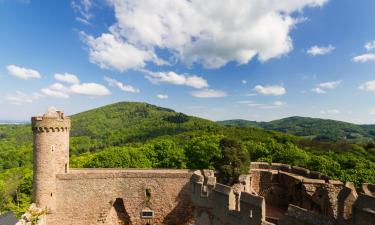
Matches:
[[29, 108, 375, 225]]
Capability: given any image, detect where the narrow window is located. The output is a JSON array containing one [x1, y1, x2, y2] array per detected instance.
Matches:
[[51, 145, 55, 153], [65, 163, 68, 173], [249, 209, 253, 218]]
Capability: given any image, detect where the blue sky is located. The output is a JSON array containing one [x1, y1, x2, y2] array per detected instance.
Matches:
[[0, 0, 375, 123]]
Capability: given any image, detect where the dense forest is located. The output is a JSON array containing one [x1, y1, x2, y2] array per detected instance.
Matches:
[[218, 116, 375, 143], [1, 102, 375, 216]]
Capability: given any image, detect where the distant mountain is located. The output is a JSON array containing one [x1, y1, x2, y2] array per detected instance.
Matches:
[[0, 120, 28, 125], [218, 116, 375, 142], [216, 119, 261, 128]]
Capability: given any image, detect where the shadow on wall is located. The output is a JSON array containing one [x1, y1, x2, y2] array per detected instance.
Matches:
[[163, 182, 194, 225], [106, 198, 132, 225]]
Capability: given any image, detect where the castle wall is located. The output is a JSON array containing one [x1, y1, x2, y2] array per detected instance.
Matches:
[[47, 169, 194, 225], [191, 170, 269, 225]]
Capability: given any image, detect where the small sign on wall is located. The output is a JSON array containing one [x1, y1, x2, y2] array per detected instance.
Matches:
[[141, 208, 154, 219]]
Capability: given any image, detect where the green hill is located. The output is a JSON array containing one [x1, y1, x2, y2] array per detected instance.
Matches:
[[1, 102, 375, 216], [218, 116, 375, 143]]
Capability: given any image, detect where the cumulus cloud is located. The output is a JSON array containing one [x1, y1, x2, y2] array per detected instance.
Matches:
[[311, 87, 326, 94], [365, 40, 375, 51], [79, 0, 328, 71], [41, 83, 70, 98], [311, 80, 341, 94], [104, 76, 140, 93], [6, 65, 41, 80], [359, 80, 375, 92], [307, 45, 334, 56], [70, 83, 111, 96], [254, 85, 286, 96], [42, 74, 111, 98], [156, 94, 168, 99], [320, 109, 340, 115], [239, 100, 287, 109], [81, 32, 162, 72], [352, 53, 375, 63], [54, 73, 80, 84], [241, 80, 247, 84], [190, 89, 227, 98], [318, 80, 341, 89], [6, 91, 44, 105], [144, 70, 208, 89]]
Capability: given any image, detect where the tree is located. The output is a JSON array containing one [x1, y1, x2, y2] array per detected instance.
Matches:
[[216, 138, 250, 186], [184, 135, 222, 169]]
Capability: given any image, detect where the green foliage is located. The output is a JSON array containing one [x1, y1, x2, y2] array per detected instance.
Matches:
[[219, 116, 375, 143], [184, 134, 222, 169], [216, 138, 250, 186], [1, 101, 375, 216]]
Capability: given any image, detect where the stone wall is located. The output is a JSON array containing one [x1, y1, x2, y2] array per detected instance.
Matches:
[[48, 169, 194, 225], [249, 162, 375, 225], [191, 170, 269, 225], [32, 111, 70, 212]]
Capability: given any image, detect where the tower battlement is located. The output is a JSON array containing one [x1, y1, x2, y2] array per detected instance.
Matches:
[[31, 107, 70, 132]]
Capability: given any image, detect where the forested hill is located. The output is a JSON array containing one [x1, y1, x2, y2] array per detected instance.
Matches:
[[69, 102, 221, 155], [1, 102, 375, 216], [218, 116, 375, 143]]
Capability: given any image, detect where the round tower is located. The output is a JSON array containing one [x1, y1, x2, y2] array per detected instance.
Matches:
[[31, 107, 70, 211]]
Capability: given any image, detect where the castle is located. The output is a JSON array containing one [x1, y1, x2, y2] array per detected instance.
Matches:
[[17, 108, 375, 225]]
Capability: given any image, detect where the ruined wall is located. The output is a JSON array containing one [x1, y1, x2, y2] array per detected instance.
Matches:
[[191, 170, 270, 225], [47, 169, 194, 225], [352, 184, 375, 225], [248, 162, 375, 225]]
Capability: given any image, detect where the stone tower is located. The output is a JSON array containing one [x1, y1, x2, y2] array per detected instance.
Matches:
[[31, 107, 70, 212]]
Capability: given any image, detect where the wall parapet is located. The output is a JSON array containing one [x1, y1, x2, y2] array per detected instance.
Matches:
[[191, 169, 268, 225], [57, 169, 193, 180]]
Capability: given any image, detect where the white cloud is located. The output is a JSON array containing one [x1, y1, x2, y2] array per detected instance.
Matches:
[[370, 109, 375, 115], [70, 83, 111, 96], [311, 87, 326, 94], [241, 80, 247, 84], [42, 80, 111, 98], [54, 73, 80, 84], [6, 65, 41, 80], [243, 100, 287, 109], [254, 85, 286, 96], [156, 94, 168, 99], [144, 71, 208, 89], [190, 89, 227, 98], [81, 0, 328, 70], [365, 40, 375, 51], [359, 80, 375, 92], [352, 53, 375, 63], [311, 80, 341, 94], [71, 0, 93, 24], [104, 76, 140, 93], [320, 109, 340, 115], [6, 91, 44, 105], [307, 45, 334, 56], [318, 80, 341, 89], [81, 32, 160, 71], [41, 83, 70, 98]]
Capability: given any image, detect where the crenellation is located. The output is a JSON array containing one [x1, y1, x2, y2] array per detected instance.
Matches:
[[25, 108, 375, 225]]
